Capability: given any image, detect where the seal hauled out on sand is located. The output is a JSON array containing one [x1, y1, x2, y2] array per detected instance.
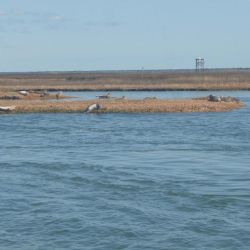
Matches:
[[208, 94, 221, 102], [19, 90, 29, 96], [85, 103, 102, 113], [56, 91, 64, 99], [208, 94, 239, 103], [96, 93, 111, 99], [0, 106, 16, 113]]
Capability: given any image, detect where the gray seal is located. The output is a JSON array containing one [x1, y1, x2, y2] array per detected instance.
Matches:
[[85, 103, 102, 113]]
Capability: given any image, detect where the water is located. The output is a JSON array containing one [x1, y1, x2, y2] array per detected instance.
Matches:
[[60, 90, 250, 100], [0, 91, 250, 249]]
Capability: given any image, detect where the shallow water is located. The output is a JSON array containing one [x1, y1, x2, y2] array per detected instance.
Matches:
[[0, 91, 250, 249], [60, 90, 250, 100]]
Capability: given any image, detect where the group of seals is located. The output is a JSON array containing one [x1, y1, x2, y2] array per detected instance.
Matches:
[[208, 95, 239, 103]]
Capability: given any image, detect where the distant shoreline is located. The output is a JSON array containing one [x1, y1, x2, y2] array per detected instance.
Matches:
[[1, 69, 250, 91], [1, 67, 250, 75]]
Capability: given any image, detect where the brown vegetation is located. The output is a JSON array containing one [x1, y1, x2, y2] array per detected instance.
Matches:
[[0, 90, 66, 100], [1, 69, 250, 91]]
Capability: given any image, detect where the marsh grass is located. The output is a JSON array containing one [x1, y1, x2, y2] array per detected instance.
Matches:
[[1, 70, 250, 91]]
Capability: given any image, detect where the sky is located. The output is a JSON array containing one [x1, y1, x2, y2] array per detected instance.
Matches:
[[0, 0, 250, 72]]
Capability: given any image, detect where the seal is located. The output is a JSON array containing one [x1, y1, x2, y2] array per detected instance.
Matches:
[[208, 95, 221, 102], [96, 93, 111, 99], [0, 106, 16, 113], [85, 103, 102, 113]]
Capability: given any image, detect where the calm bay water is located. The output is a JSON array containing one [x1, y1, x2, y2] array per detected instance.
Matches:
[[0, 91, 250, 249], [62, 90, 250, 100]]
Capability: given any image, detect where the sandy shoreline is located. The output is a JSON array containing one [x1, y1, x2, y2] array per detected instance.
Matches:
[[0, 89, 244, 114], [0, 99, 244, 114]]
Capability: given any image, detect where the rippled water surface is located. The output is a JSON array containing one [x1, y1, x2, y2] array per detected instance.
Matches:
[[1, 91, 250, 249]]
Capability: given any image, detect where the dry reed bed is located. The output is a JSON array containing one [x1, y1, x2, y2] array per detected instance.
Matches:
[[0, 99, 244, 113], [1, 70, 250, 91], [0, 91, 66, 100]]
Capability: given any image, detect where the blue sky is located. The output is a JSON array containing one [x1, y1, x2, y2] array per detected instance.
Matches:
[[0, 0, 250, 72]]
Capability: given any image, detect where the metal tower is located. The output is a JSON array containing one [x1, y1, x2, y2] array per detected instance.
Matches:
[[196, 58, 205, 71]]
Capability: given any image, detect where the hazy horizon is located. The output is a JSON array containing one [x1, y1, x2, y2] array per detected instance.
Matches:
[[2, 67, 250, 74]]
